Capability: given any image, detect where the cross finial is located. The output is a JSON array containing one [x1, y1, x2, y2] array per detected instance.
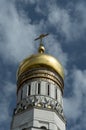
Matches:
[[34, 33, 49, 45], [34, 33, 49, 53]]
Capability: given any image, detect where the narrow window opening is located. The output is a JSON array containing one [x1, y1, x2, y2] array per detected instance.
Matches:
[[21, 89, 23, 100], [38, 83, 40, 94], [40, 126, 47, 129], [55, 88, 57, 99], [22, 128, 26, 130], [48, 84, 50, 96], [28, 84, 31, 95]]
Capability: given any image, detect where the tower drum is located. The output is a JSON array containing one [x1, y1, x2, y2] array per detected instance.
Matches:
[[11, 37, 66, 130]]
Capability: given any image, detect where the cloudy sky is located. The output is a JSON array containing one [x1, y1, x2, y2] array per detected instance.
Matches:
[[0, 0, 86, 130]]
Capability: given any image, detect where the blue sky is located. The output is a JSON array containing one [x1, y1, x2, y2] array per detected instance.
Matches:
[[0, 0, 86, 130]]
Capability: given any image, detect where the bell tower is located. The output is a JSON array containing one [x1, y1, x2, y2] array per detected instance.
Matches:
[[11, 34, 66, 130]]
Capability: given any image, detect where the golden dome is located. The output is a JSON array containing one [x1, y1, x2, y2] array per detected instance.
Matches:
[[17, 47, 64, 80]]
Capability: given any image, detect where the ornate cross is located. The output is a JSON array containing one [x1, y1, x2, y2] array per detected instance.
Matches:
[[34, 33, 49, 45]]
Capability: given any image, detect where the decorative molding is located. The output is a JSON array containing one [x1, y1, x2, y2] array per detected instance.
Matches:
[[17, 68, 64, 93], [14, 95, 64, 118]]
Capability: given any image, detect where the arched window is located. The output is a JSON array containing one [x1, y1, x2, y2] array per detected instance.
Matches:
[[38, 83, 40, 94], [21, 88, 23, 100], [28, 84, 31, 96], [22, 128, 26, 130], [40, 126, 47, 129], [55, 87, 57, 99], [47, 84, 50, 96]]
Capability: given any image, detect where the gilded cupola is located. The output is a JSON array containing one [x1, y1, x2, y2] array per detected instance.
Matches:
[[17, 34, 64, 93]]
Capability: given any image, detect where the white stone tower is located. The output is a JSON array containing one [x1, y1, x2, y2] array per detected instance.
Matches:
[[11, 34, 66, 130]]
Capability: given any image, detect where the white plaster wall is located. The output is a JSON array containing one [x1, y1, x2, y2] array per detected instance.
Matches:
[[35, 81, 38, 95], [57, 88, 62, 105], [31, 82, 36, 95], [33, 108, 66, 130], [12, 109, 33, 129], [49, 122, 57, 130], [17, 89, 21, 103], [40, 81, 47, 95], [22, 85, 27, 99], [11, 108, 66, 130], [50, 84, 55, 98]]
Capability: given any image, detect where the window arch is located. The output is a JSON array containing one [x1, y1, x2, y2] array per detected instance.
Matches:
[[22, 128, 26, 130], [55, 87, 57, 99], [28, 84, 31, 96], [40, 126, 47, 129], [47, 84, 50, 96], [38, 82, 41, 94], [21, 88, 23, 100]]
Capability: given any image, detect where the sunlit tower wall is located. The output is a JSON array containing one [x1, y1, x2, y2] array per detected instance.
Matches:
[[10, 35, 66, 130]]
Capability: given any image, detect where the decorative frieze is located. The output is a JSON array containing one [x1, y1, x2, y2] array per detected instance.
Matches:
[[15, 95, 64, 118]]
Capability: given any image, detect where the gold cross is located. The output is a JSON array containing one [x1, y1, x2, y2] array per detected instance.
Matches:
[[34, 33, 49, 45]]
